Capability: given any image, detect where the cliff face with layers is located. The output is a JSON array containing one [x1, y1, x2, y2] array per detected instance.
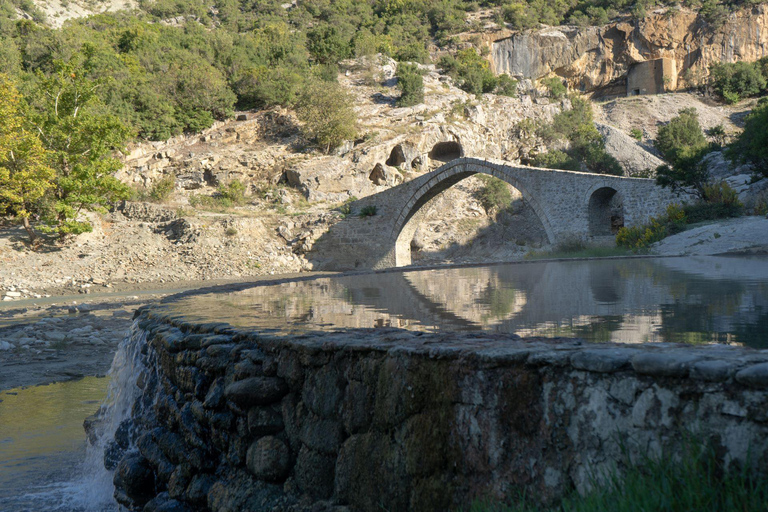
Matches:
[[491, 5, 768, 94]]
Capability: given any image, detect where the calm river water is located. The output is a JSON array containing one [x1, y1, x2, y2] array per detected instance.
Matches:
[[1, 255, 767, 510], [170, 255, 768, 348]]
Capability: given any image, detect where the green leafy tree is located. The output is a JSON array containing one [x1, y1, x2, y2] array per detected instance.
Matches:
[[709, 61, 766, 104], [295, 79, 357, 153], [655, 108, 711, 198], [0, 74, 55, 243], [728, 99, 768, 177], [396, 62, 424, 107], [439, 48, 497, 95], [307, 26, 351, 65], [32, 60, 132, 237], [535, 96, 623, 175]]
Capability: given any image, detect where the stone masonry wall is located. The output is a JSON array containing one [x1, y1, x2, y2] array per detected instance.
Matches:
[[109, 305, 768, 512]]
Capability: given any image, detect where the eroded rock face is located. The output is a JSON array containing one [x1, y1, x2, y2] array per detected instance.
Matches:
[[492, 6, 768, 94], [112, 306, 768, 512]]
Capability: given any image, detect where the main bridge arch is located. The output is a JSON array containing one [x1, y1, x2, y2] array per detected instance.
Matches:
[[392, 160, 556, 266], [308, 157, 679, 271]]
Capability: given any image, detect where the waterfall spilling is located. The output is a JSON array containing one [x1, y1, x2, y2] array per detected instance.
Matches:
[[73, 321, 154, 511], [6, 321, 154, 512]]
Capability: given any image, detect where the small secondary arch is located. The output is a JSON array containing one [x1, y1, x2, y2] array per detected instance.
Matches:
[[588, 186, 624, 236]]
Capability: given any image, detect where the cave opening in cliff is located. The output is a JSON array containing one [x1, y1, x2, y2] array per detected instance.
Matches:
[[428, 141, 462, 163], [588, 187, 624, 236]]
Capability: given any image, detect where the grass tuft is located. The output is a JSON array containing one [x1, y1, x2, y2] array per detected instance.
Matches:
[[469, 435, 768, 512]]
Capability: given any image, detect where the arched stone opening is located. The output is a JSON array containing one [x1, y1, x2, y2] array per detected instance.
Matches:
[[428, 141, 463, 163], [588, 187, 624, 236], [393, 164, 554, 267]]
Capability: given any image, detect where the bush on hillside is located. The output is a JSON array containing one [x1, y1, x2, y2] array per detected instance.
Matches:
[[728, 99, 768, 177], [534, 96, 623, 176], [476, 175, 512, 213], [655, 108, 711, 198], [396, 62, 424, 107], [709, 60, 767, 103]]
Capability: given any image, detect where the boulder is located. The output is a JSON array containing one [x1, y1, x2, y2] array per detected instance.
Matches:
[[246, 436, 291, 482], [113, 453, 156, 509], [224, 377, 288, 407]]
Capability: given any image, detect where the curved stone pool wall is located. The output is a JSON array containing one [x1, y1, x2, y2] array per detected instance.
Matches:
[[112, 305, 768, 511]]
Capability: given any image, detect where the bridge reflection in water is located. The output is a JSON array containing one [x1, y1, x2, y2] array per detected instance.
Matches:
[[167, 256, 768, 348]]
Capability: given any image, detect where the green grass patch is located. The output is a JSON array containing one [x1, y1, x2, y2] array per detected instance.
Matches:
[[469, 435, 768, 512]]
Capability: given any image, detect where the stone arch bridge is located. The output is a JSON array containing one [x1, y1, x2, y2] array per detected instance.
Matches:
[[310, 158, 678, 270]]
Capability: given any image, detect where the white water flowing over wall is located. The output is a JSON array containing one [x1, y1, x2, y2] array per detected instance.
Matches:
[[51, 323, 152, 512]]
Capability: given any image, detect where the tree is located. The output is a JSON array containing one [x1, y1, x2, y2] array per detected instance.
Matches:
[[655, 108, 711, 198], [439, 48, 497, 96], [306, 26, 351, 65], [295, 79, 357, 153], [728, 99, 768, 177], [396, 62, 424, 107], [534, 96, 623, 176], [709, 61, 766, 104], [655, 108, 708, 166], [0, 74, 55, 243], [31, 60, 132, 237]]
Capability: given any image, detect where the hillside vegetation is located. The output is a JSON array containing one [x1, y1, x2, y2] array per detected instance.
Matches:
[[2, 0, 766, 142]]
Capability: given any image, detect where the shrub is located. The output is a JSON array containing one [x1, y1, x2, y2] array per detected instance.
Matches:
[[616, 204, 687, 250], [359, 205, 377, 217], [655, 108, 708, 165], [439, 49, 497, 96], [683, 183, 743, 222], [534, 96, 623, 176], [617, 193, 742, 250], [149, 175, 176, 202], [296, 79, 358, 153], [728, 100, 768, 177], [495, 74, 518, 97], [655, 108, 711, 198], [476, 175, 512, 213], [395, 43, 430, 64], [541, 76, 567, 99], [629, 128, 643, 140], [709, 61, 766, 103], [706, 124, 728, 147], [396, 62, 424, 107], [218, 180, 246, 206]]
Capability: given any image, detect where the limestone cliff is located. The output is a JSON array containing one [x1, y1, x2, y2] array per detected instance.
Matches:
[[491, 5, 768, 94]]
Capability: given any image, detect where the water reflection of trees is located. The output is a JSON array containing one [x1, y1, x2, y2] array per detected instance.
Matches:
[[169, 257, 768, 347]]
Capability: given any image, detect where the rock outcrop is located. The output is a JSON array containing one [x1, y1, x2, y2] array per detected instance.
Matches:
[[491, 6, 768, 94]]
